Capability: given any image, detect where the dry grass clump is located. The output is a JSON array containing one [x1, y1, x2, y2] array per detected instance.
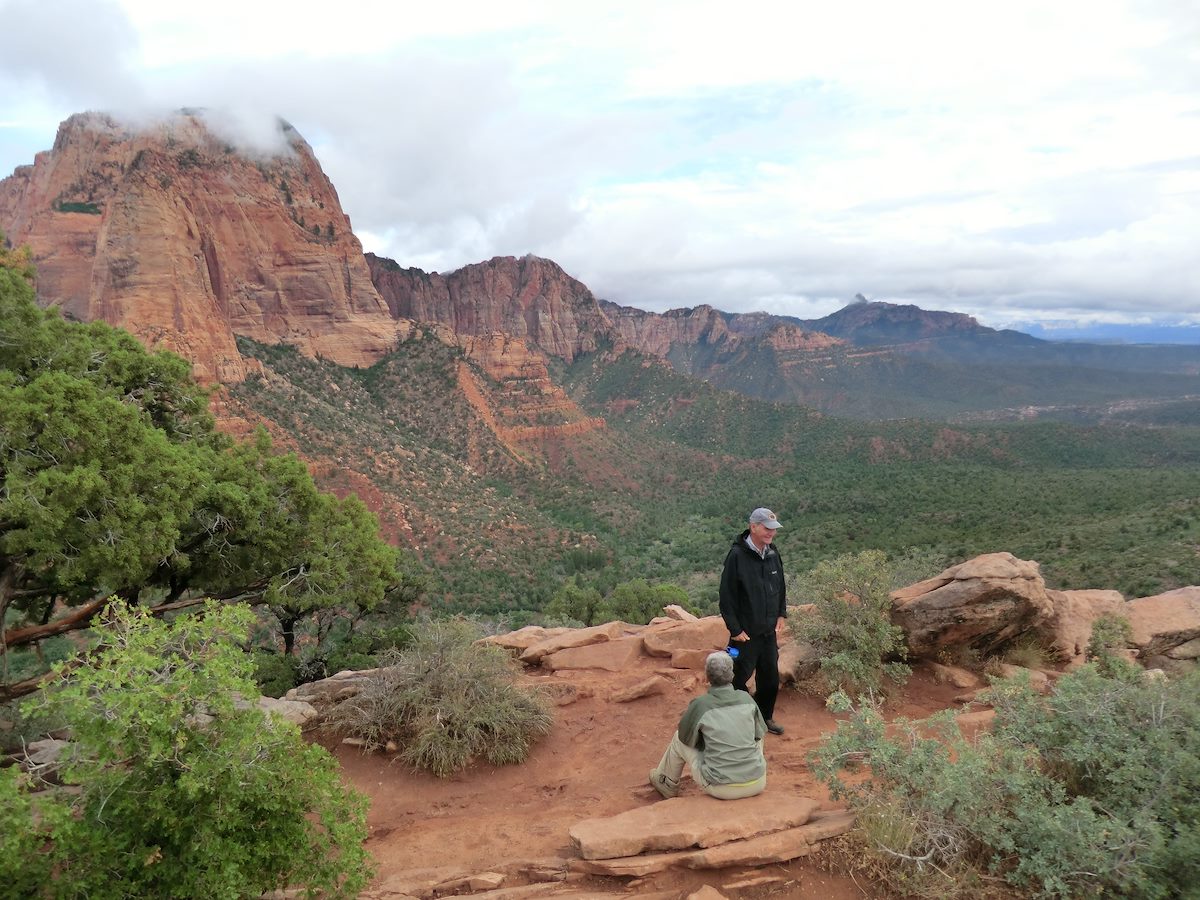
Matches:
[[323, 617, 552, 777]]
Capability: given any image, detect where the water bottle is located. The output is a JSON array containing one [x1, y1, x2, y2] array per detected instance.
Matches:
[[726, 646, 739, 659]]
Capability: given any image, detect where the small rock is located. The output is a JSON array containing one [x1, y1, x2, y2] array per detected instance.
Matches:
[[611, 675, 669, 703], [664, 605, 699, 622]]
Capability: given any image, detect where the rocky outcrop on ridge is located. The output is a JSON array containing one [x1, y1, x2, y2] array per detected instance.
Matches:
[[890, 552, 1200, 669], [890, 552, 1055, 657]]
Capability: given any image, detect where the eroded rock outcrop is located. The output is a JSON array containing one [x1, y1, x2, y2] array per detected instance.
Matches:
[[890, 552, 1054, 657], [1125, 587, 1200, 658], [569, 794, 819, 860]]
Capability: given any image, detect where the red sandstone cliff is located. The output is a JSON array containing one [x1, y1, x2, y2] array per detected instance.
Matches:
[[367, 252, 611, 363], [0, 110, 841, 399], [0, 111, 404, 382]]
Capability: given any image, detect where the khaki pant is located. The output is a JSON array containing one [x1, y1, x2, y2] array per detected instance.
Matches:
[[651, 734, 766, 800]]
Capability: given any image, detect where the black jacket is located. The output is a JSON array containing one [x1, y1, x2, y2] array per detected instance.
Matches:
[[718, 530, 787, 637]]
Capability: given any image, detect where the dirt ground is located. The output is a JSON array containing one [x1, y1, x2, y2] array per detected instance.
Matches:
[[332, 656, 968, 899]]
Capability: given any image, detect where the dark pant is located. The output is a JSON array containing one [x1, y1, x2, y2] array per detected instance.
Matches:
[[730, 630, 779, 720]]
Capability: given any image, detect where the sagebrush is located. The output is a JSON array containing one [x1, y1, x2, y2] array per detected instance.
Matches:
[[324, 617, 553, 777], [811, 664, 1200, 898]]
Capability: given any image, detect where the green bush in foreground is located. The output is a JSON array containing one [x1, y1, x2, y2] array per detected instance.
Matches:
[[811, 665, 1200, 898], [792, 550, 927, 696], [1085, 613, 1136, 678], [324, 617, 553, 777], [6, 602, 371, 899]]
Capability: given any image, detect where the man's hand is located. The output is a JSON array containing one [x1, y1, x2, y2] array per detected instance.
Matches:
[[731, 631, 749, 642], [775, 618, 787, 636]]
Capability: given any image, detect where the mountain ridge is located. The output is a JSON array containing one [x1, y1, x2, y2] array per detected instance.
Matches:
[[4, 109, 1200, 425]]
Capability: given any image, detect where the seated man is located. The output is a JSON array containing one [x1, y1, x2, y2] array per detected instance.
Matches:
[[649, 651, 767, 800]]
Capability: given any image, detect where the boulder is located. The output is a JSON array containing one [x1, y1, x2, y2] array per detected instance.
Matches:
[[954, 708, 996, 741], [778, 639, 820, 684], [19, 738, 70, 779], [611, 675, 670, 703], [929, 662, 981, 689], [285, 668, 378, 709], [682, 810, 856, 868], [890, 553, 1054, 657], [993, 664, 1050, 692], [479, 625, 572, 655], [569, 849, 688, 878], [641, 617, 730, 659], [1041, 589, 1128, 664], [257, 696, 319, 727], [1125, 587, 1200, 658], [663, 605, 700, 622], [1166, 637, 1200, 660], [542, 636, 644, 672], [569, 809, 854, 876], [670, 648, 713, 669], [520, 622, 629, 665], [569, 794, 818, 860]]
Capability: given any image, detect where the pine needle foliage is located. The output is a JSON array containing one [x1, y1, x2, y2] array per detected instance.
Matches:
[[5, 602, 371, 899], [325, 617, 553, 777]]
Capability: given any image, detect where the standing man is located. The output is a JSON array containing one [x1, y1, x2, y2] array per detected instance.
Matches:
[[719, 507, 787, 735]]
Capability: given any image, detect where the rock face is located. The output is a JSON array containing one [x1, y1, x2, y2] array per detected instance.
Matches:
[[368, 253, 609, 363], [599, 301, 840, 359], [0, 111, 402, 383], [890, 552, 1055, 657], [569, 794, 819, 860], [1125, 587, 1200, 658], [807, 299, 993, 346]]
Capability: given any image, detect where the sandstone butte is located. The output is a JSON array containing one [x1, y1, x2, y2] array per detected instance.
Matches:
[[0, 109, 840, 397]]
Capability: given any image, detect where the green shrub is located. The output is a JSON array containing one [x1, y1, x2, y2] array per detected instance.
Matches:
[[812, 664, 1200, 898], [1085, 613, 1136, 677], [792, 550, 915, 696], [544, 580, 603, 626], [11, 601, 372, 899], [323, 617, 553, 777], [597, 578, 695, 625], [1000, 631, 1052, 670], [253, 649, 300, 698]]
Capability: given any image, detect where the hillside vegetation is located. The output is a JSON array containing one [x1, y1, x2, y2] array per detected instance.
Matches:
[[228, 335, 1200, 621]]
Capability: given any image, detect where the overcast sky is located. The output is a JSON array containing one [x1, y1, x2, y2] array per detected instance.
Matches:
[[2, 0, 1198, 332]]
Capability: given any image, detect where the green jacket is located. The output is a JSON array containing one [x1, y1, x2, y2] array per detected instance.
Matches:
[[677, 684, 767, 786]]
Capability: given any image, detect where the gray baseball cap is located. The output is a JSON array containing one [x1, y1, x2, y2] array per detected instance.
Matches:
[[749, 507, 782, 529]]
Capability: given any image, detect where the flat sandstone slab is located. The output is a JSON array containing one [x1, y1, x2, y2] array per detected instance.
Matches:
[[569, 809, 855, 876], [569, 794, 819, 860]]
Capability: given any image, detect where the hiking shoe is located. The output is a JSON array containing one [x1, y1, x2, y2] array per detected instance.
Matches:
[[648, 770, 679, 799], [765, 719, 785, 735]]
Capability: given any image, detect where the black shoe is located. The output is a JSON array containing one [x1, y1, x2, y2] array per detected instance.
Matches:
[[765, 719, 784, 735]]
